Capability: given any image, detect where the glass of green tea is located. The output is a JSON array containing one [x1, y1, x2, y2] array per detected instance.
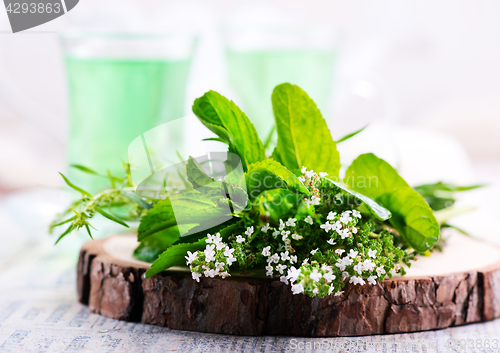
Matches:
[[60, 32, 196, 192], [224, 24, 337, 140]]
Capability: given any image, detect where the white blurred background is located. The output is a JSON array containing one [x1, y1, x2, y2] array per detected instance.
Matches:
[[1, 0, 500, 245]]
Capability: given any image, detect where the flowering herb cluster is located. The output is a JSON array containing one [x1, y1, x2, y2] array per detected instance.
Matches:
[[52, 83, 477, 298]]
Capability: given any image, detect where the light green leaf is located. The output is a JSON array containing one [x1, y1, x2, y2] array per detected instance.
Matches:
[[133, 226, 182, 263], [252, 189, 311, 224], [336, 124, 368, 143], [58, 172, 93, 198], [186, 156, 215, 189], [192, 91, 266, 168], [94, 206, 129, 228], [272, 83, 340, 178], [144, 239, 207, 278], [344, 153, 439, 252], [245, 158, 309, 200], [324, 179, 391, 221]]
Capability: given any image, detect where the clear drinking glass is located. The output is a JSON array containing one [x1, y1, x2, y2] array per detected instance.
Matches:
[[60, 32, 197, 192], [224, 24, 337, 139]]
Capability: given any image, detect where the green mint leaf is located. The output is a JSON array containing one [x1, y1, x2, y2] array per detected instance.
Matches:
[[55, 224, 75, 244], [253, 188, 311, 224], [58, 172, 93, 198], [192, 91, 266, 168], [324, 179, 391, 221], [133, 226, 182, 263], [94, 206, 129, 228], [245, 158, 309, 200], [186, 156, 215, 189], [144, 239, 207, 278], [336, 124, 368, 143], [344, 153, 439, 252], [272, 83, 340, 178], [70, 164, 99, 175]]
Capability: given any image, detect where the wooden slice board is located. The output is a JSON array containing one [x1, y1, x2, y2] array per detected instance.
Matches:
[[77, 233, 500, 337]]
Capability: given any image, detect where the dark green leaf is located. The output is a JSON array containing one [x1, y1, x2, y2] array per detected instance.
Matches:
[[174, 219, 242, 245], [192, 91, 266, 168], [344, 153, 439, 252], [272, 83, 341, 178], [144, 239, 207, 278], [336, 124, 368, 143], [58, 172, 93, 198], [133, 226, 182, 263], [94, 206, 129, 228], [252, 189, 311, 224]]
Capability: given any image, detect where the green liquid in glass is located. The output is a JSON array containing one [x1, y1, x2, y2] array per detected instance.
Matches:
[[226, 49, 336, 138], [65, 57, 191, 192]]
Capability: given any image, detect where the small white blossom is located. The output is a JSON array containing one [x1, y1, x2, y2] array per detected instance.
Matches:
[[286, 267, 301, 282], [281, 230, 290, 240], [323, 271, 336, 283], [298, 176, 305, 183], [319, 172, 328, 178], [261, 223, 270, 232], [394, 264, 401, 272], [291, 283, 304, 295], [215, 262, 225, 272], [204, 244, 216, 262], [304, 216, 313, 225], [206, 233, 215, 243], [265, 265, 273, 277], [327, 239, 336, 246], [302, 258, 309, 266], [348, 249, 358, 258], [301, 166, 307, 173], [272, 230, 280, 238], [328, 285, 335, 295], [276, 264, 287, 274], [245, 226, 254, 237], [327, 211, 337, 220], [305, 170, 315, 179], [310, 248, 319, 255], [349, 276, 366, 286], [204, 269, 217, 278], [262, 246, 271, 257], [352, 227, 358, 234], [368, 249, 377, 258], [362, 259, 376, 272], [192, 272, 202, 282], [280, 276, 289, 285], [185, 251, 198, 265], [280, 251, 290, 261], [367, 276, 377, 285], [212, 233, 222, 245], [376, 266, 386, 277], [289, 255, 298, 264], [286, 218, 297, 227], [335, 257, 353, 271], [342, 271, 349, 280], [279, 219, 285, 231], [352, 210, 362, 219], [353, 262, 364, 275], [334, 290, 344, 297], [340, 211, 353, 225], [236, 235, 245, 243], [270, 254, 280, 264], [338, 228, 351, 239], [220, 271, 230, 279], [310, 269, 322, 282], [292, 233, 303, 240], [312, 288, 319, 294], [320, 221, 333, 233], [335, 249, 345, 256]]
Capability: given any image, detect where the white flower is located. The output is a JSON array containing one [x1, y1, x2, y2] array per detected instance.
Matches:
[[279, 219, 285, 231], [281, 230, 290, 240], [276, 264, 287, 274], [327, 239, 336, 246], [245, 226, 254, 237], [261, 223, 270, 232], [305, 170, 315, 179], [220, 271, 230, 279], [348, 249, 358, 258], [349, 276, 366, 286], [286, 267, 301, 283], [280, 276, 289, 285], [335, 249, 345, 256], [302, 258, 309, 266], [376, 266, 386, 277], [304, 216, 313, 225], [236, 235, 245, 243], [226, 256, 237, 266], [338, 228, 351, 239], [280, 251, 290, 261], [262, 246, 271, 257], [362, 259, 375, 272], [352, 210, 362, 219], [333, 221, 343, 232], [204, 269, 217, 278], [265, 265, 273, 277], [323, 271, 336, 283], [394, 264, 401, 272], [286, 218, 297, 227], [328, 285, 335, 295], [204, 244, 216, 262], [215, 262, 225, 272], [353, 262, 364, 275], [367, 276, 377, 285], [368, 249, 377, 258], [352, 227, 358, 234], [298, 176, 305, 183], [206, 233, 214, 243], [312, 288, 319, 294], [310, 195, 320, 205], [327, 211, 337, 220], [272, 230, 280, 238], [291, 283, 305, 295], [192, 272, 202, 282], [289, 255, 298, 264], [212, 233, 222, 245], [309, 269, 322, 282], [340, 211, 353, 225], [335, 257, 353, 271], [301, 166, 307, 174], [292, 233, 303, 240], [342, 271, 349, 280], [224, 247, 235, 258], [310, 248, 319, 255], [319, 172, 328, 178], [320, 222, 332, 233], [270, 254, 280, 264], [334, 291, 344, 297], [185, 251, 198, 265]]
